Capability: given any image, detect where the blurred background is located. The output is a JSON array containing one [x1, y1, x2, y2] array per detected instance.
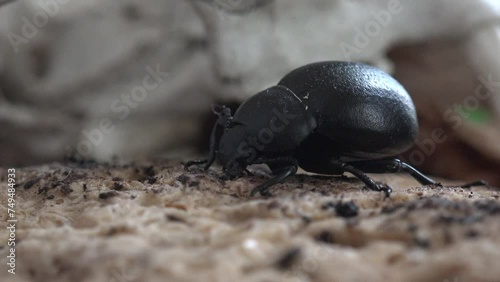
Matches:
[[0, 0, 499, 185]]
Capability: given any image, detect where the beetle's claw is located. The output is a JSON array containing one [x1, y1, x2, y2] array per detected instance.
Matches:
[[249, 187, 259, 197], [216, 173, 229, 181], [381, 185, 392, 198], [250, 185, 271, 197], [376, 183, 392, 198], [371, 181, 392, 198], [184, 162, 193, 171], [249, 185, 263, 197], [260, 189, 272, 197], [338, 174, 349, 180], [203, 163, 211, 171]]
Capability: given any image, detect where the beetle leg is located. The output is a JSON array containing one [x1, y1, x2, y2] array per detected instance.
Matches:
[[393, 160, 437, 185], [347, 159, 437, 185], [346, 159, 491, 190], [460, 180, 490, 189], [203, 121, 222, 171], [250, 165, 298, 197], [336, 162, 392, 198]]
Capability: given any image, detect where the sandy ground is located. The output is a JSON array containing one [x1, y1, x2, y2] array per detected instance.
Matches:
[[1, 158, 499, 282]]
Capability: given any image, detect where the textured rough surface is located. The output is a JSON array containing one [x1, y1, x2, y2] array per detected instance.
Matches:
[[1, 160, 499, 282]]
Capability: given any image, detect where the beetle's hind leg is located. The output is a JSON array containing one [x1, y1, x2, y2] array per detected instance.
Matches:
[[347, 159, 437, 185], [331, 161, 392, 197], [346, 159, 490, 189]]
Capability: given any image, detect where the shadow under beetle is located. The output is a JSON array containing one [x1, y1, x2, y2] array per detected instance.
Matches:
[[186, 61, 487, 197]]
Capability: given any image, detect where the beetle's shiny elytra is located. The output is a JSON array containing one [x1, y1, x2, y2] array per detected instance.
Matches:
[[186, 61, 487, 197]]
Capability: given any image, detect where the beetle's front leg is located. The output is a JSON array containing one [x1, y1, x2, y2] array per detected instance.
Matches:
[[250, 165, 298, 197], [249, 157, 298, 196]]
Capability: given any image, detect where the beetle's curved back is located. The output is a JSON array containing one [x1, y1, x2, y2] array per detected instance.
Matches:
[[232, 86, 317, 152], [279, 61, 418, 158]]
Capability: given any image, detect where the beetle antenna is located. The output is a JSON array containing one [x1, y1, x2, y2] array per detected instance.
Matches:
[[203, 105, 234, 170], [212, 105, 233, 131], [204, 121, 219, 171]]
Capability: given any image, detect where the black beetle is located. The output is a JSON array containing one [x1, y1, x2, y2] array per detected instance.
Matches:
[[186, 61, 487, 197]]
